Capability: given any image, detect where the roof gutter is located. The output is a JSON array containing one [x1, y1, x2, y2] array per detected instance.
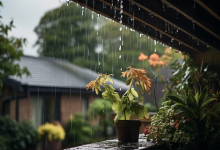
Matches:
[[2, 85, 30, 122]]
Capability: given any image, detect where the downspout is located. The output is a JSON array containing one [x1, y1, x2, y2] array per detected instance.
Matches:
[[2, 85, 30, 122]]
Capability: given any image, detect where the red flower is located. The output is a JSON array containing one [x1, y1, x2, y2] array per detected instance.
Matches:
[[144, 126, 152, 135]]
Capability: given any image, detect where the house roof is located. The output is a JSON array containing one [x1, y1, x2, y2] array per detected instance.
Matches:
[[8, 56, 129, 91]]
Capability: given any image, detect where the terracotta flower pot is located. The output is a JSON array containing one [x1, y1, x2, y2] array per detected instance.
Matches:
[[42, 139, 62, 150], [115, 120, 141, 142]]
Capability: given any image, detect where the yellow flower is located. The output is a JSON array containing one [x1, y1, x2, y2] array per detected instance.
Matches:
[[38, 122, 65, 141]]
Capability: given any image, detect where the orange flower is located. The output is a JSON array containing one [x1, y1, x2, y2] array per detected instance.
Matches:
[[164, 47, 171, 54], [148, 53, 159, 67], [138, 53, 148, 61], [158, 60, 165, 66], [171, 123, 175, 128], [175, 124, 179, 130]]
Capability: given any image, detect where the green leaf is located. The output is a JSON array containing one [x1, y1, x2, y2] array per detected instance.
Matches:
[[107, 85, 115, 93], [211, 103, 220, 113], [175, 103, 197, 119], [112, 102, 120, 113], [131, 88, 138, 97], [195, 92, 199, 103], [121, 97, 128, 104], [135, 105, 149, 119], [167, 96, 187, 106], [107, 75, 114, 84], [128, 93, 134, 101], [126, 76, 132, 85], [179, 95, 188, 102], [187, 95, 198, 111], [114, 112, 123, 123], [201, 98, 217, 110], [198, 87, 208, 108], [119, 108, 131, 120], [102, 91, 109, 99]]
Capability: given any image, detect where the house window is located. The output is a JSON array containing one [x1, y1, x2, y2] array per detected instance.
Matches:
[[45, 96, 57, 123], [82, 97, 88, 118], [32, 95, 59, 126], [32, 97, 43, 127]]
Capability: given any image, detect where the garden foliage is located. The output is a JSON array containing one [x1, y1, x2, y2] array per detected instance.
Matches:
[[148, 55, 220, 150], [0, 116, 38, 150]]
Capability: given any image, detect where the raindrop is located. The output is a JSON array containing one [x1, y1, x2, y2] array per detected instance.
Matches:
[[160, 32, 162, 38], [119, 45, 121, 50], [119, 55, 121, 59], [192, 21, 195, 30], [140, 34, 141, 37], [82, 6, 84, 16], [119, 87, 121, 91], [154, 40, 156, 45], [92, 11, 94, 19], [165, 22, 167, 32], [138, 7, 140, 10], [155, 48, 156, 52], [97, 14, 100, 19], [119, 27, 122, 31], [66, 0, 69, 6], [163, 3, 165, 11], [120, 67, 122, 71], [119, 36, 122, 41]]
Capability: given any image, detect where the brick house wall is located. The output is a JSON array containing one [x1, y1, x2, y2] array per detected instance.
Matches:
[[19, 97, 32, 122], [9, 100, 16, 120], [60, 93, 99, 124]]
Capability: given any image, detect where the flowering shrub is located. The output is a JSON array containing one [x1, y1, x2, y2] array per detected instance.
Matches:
[[38, 122, 65, 141]]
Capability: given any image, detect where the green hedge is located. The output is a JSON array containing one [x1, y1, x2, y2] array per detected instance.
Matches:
[[0, 116, 38, 150]]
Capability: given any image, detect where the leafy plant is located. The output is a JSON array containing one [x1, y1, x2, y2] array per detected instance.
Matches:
[[149, 87, 220, 150], [145, 103, 158, 112], [0, 116, 38, 150], [62, 113, 96, 148], [0, 1, 30, 89], [87, 98, 113, 138], [86, 67, 151, 123]]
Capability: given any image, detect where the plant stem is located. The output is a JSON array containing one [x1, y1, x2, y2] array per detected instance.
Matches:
[[151, 76, 159, 111]]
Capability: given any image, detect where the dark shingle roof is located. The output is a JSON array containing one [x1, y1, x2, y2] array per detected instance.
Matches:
[[9, 56, 129, 91]]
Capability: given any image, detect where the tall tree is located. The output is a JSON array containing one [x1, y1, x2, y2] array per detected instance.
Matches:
[[0, 1, 30, 89], [34, 2, 99, 61]]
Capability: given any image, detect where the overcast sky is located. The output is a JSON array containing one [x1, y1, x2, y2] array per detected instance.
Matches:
[[1, 0, 65, 57]]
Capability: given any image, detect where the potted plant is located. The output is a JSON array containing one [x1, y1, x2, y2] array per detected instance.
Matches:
[[38, 122, 65, 150], [86, 67, 152, 142]]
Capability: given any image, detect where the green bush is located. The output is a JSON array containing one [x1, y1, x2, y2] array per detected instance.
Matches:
[[62, 113, 95, 148], [145, 102, 158, 112], [0, 116, 38, 150]]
